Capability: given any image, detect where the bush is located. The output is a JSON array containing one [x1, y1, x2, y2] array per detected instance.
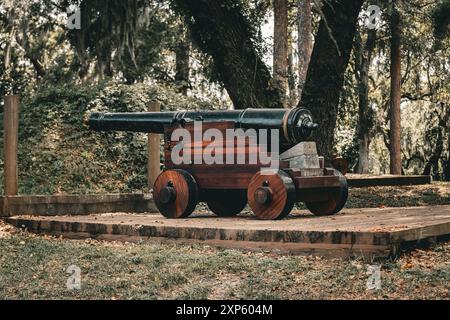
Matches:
[[0, 80, 224, 195]]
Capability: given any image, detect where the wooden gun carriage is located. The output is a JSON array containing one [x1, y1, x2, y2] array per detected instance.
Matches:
[[89, 108, 348, 220]]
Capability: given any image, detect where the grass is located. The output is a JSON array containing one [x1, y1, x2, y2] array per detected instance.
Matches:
[[269, 182, 450, 212], [0, 223, 448, 300], [0, 183, 449, 300], [347, 182, 450, 208]]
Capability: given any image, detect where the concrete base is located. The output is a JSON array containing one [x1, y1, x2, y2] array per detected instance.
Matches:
[[6, 205, 450, 258]]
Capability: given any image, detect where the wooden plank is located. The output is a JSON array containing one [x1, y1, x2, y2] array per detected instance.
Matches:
[[347, 175, 432, 188], [195, 173, 254, 189], [293, 176, 341, 189], [0, 194, 157, 217], [3, 218, 394, 258], [3, 95, 20, 196], [173, 140, 261, 149], [164, 148, 280, 167], [165, 121, 265, 150], [164, 132, 289, 174], [286, 169, 337, 185], [147, 102, 161, 191], [172, 146, 263, 157], [168, 166, 259, 189], [280, 142, 318, 160]]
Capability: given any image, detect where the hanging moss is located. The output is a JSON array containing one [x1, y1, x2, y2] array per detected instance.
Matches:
[[67, 0, 140, 78]]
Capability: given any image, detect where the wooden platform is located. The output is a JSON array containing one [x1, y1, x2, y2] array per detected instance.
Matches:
[[6, 205, 450, 258], [347, 174, 432, 188], [0, 194, 156, 217]]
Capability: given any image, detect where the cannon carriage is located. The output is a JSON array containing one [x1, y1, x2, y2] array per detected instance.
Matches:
[[89, 108, 348, 220]]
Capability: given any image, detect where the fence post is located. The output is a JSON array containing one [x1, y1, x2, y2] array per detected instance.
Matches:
[[148, 101, 161, 192], [3, 95, 19, 196]]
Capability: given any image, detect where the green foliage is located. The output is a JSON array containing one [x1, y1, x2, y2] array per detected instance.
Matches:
[[66, 0, 140, 78], [335, 0, 450, 177], [431, 0, 450, 39], [0, 81, 221, 195]]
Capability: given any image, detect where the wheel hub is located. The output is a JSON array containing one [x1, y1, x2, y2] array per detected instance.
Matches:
[[254, 187, 272, 205], [159, 184, 176, 204]]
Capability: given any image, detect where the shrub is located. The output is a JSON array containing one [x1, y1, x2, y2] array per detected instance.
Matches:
[[0, 80, 224, 194]]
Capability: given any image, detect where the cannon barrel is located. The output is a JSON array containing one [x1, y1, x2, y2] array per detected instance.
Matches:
[[88, 108, 318, 146]]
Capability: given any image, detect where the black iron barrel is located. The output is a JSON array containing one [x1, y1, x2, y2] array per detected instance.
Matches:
[[88, 108, 318, 147]]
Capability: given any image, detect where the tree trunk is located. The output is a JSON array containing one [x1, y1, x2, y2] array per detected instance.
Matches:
[[172, 0, 282, 109], [447, 105, 450, 180], [424, 103, 449, 180], [389, 0, 402, 175], [423, 131, 443, 179], [175, 29, 191, 96], [356, 28, 376, 174], [4, 27, 15, 71], [298, 0, 365, 161], [297, 0, 312, 98], [287, 39, 298, 107], [445, 134, 450, 181], [96, 46, 113, 79], [273, 0, 289, 108]]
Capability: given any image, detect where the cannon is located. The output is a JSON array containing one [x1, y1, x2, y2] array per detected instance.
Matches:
[[88, 108, 348, 220]]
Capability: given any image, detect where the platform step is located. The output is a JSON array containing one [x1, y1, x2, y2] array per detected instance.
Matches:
[[6, 205, 450, 258]]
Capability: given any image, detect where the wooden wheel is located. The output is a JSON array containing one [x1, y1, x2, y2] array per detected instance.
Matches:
[[247, 170, 296, 220], [206, 190, 247, 217], [153, 169, 198, 218], [305, 169, 348, 216]]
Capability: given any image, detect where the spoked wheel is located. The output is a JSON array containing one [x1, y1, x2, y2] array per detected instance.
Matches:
[[305, 169, 348, 216], [153, 169, 198, 218], [247, 170, 296, 220], [206, 190, 247, 217]]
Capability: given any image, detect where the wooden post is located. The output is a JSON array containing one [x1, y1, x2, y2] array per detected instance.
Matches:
[[3, 95, 19, 196], [148, 101, 161, 191]]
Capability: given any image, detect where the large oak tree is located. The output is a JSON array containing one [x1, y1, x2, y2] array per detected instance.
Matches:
[[172, 0, 282, 109], [298, 0, 365, 159], [174, 0, 364, 159]]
